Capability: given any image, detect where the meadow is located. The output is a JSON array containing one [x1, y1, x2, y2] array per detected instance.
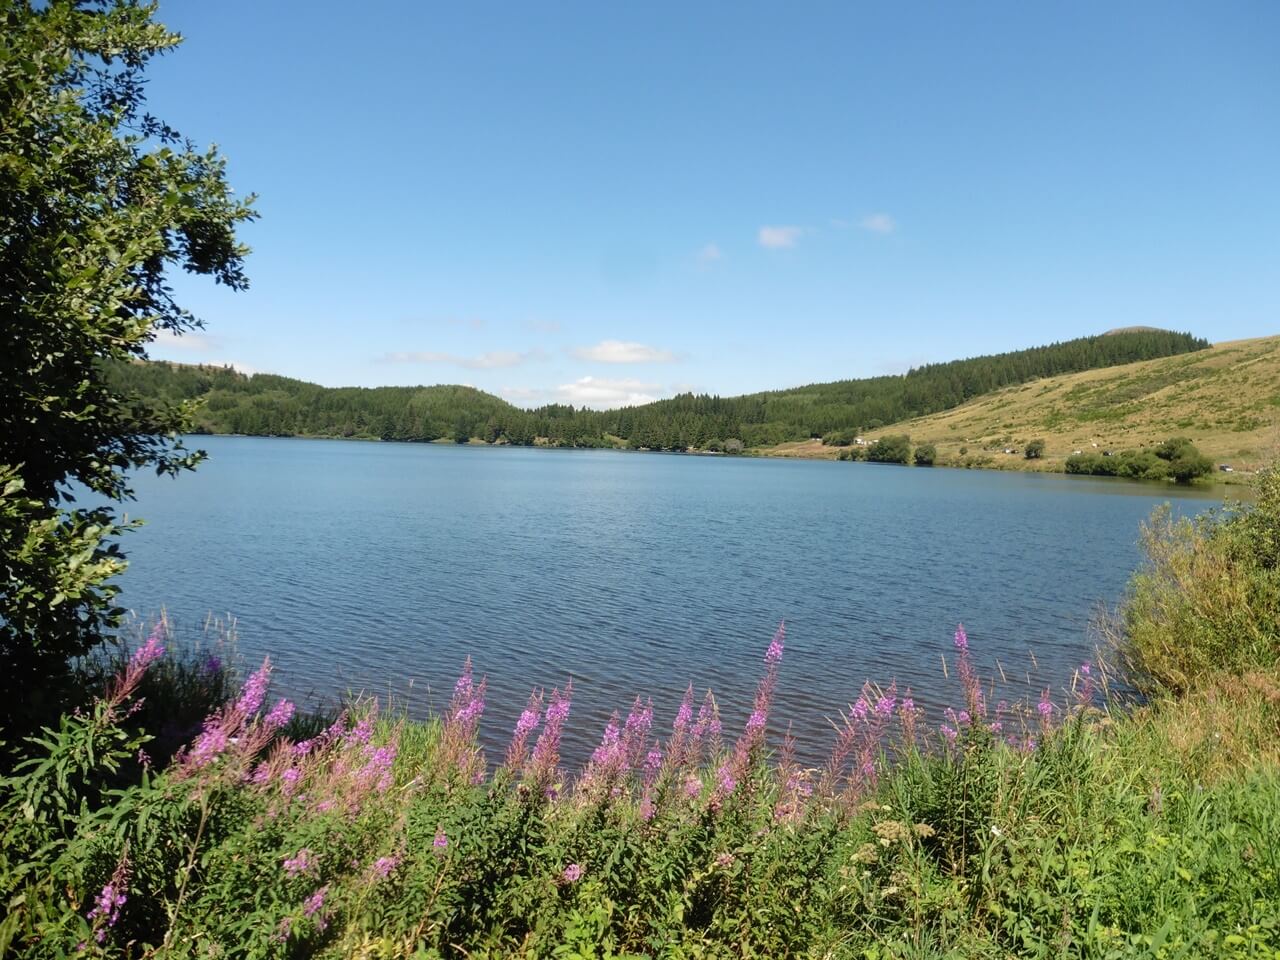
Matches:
[[764, 335, 1280, 478], [2, 471, 1279, 958]]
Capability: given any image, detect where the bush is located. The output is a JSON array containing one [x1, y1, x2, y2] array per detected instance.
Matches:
[[868, 435, 911, 464], [914, 443, 937, 466], [1024, 439, 1046, 459], [1115, 468, 1280, 693], [822, 429, 854, 447]]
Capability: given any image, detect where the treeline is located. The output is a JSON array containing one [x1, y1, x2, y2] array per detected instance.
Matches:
[[111, 330, 1209, 450]]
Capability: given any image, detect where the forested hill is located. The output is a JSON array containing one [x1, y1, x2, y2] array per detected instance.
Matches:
[[111, 329, 1209, 450]]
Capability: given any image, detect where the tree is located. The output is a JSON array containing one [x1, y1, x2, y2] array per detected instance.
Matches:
[[868, 435, 912, 464], [914, 443, 937, 466], [0, 1, 255, 734], [1025, 439, 1046, 459]]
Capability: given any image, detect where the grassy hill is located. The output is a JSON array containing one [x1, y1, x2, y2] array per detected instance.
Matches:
[[765, 335, 1280, 474]]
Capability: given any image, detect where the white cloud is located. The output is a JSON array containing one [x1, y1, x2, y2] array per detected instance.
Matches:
[[380, 349, 546, 369], [556, 376, 663, 409], [757, 225, 803, 249], [150, 329, 216, 352], [571, 339, 675, 364], [860, 213, 896, 234], [696, 243, 723, 263]]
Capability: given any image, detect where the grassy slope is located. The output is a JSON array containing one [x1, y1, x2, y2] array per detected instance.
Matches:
[[761, 335, 1280, 473]]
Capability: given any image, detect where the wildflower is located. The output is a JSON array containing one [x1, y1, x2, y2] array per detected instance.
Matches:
[[715, 852, 736, 868], [940, 724, 958, 743], [265, 698, 295, 730], [130, 624, 166, 672], [87, 854, 130, 943], [745, 709, 766, 732], [283, 848, 315, 878], [188, 721, 229, 768], [303, 886, 328, 929], [433, 830, 448, 850], [136, 748, 151, 769], [684, 776, 702, 798], [717, 766, 737, 795], [764, 622, 785, 665], [674, 688, 693, 731], [1037, 692, 1054, 720], [644, 747, 663, 776], [562, 863, 584, 883], [345, 714, 374, 746], [203, 654, 222, 675], [371, 856, 399, 879], [851, 697, 869, 720], [874, 695, 895, 717], [236, 660, 272, 716], [954, 624, 968, 652]]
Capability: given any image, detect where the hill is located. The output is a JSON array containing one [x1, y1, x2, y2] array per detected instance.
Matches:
[[766, 335, 1280, 474], [111, 330, 1210, 451]]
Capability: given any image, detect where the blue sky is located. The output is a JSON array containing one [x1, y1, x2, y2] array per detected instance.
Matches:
[[145, 1, 1278, 407]]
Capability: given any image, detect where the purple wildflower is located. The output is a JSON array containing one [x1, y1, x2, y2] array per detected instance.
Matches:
[[129, 624, 166, 673], [954, 624, 968, 652], [303, 886, 327, 918], [87, 855, 130, 943], [562, 863, 584, 883], [264, 698, 295, 730], [188, 721, 229, 768], [283, 848, 315, 878], [203, 654, 222, 675], [851, 697, 869, 721], [940, 723, 958, 743], [236, 660, 272, 717], [372, 856, 399, 879], [745, 709, 766, 732], [764, 622, 785, 665], [346, 714, 374, 746], [874, 695, 896, 717], [674, 688, 694, 731], [1038, 694, 1054, 719], [685, 776, 702, 798], [433, 830, 448, 850]]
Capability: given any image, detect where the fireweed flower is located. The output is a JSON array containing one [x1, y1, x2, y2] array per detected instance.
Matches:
[[265, 698, 295, 730], [303, 886, 328, 928], [765, 622, 785, 665], [940, 723, 958, 743], [433, 830, 448, 850], [283, 848, 315, 878], [954, 624, 968, 652], [372, 856, 400, 879], [562, 863, 584, 883], [236, 660, 272, 717], [505, 690, 543, 769], [528, 682, 572, 789], [87, 854, 130, 943], [130, 624, 166, 673]]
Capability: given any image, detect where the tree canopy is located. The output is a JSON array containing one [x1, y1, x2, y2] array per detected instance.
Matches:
[[0, 0, 254, 734], [114, 329, 1210, 453]]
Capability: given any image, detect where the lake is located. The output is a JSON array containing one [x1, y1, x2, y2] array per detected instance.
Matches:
[[116, 436, 1231, 766]]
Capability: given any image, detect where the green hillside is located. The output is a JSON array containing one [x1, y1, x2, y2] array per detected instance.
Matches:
[[113, 330, 1209, 450]]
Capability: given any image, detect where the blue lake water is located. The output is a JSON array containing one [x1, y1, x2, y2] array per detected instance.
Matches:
[[116, 436, 1231, 765]]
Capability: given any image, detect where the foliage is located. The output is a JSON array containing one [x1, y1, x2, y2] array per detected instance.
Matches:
[[0, 0, 254, 737], [1066, 437, 1214, 484], [913, 443, 937, 466], [3, 609, 1279, 958], [868, 435, 912, 465], [111, 329, 1209, 452], [1114, 467, 1280, 693], [1024, 438, 1045, 459]]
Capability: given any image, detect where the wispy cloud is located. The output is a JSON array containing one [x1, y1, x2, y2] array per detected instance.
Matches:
[[571, 339, 675, 364], [380, 348, 547, 369], [556, 376, 664, 409], [696, 243, 723, 263], [757, 225, 803, 249], [860, 213, 896, 234], [150, 329, 216, 352]]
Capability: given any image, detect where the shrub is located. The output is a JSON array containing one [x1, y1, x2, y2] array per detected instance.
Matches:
[[1114, 468, 1280, 693], [914, 443, 937, 466], [868, 435, 911, 464], [1024, 438, 1046, 459]]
